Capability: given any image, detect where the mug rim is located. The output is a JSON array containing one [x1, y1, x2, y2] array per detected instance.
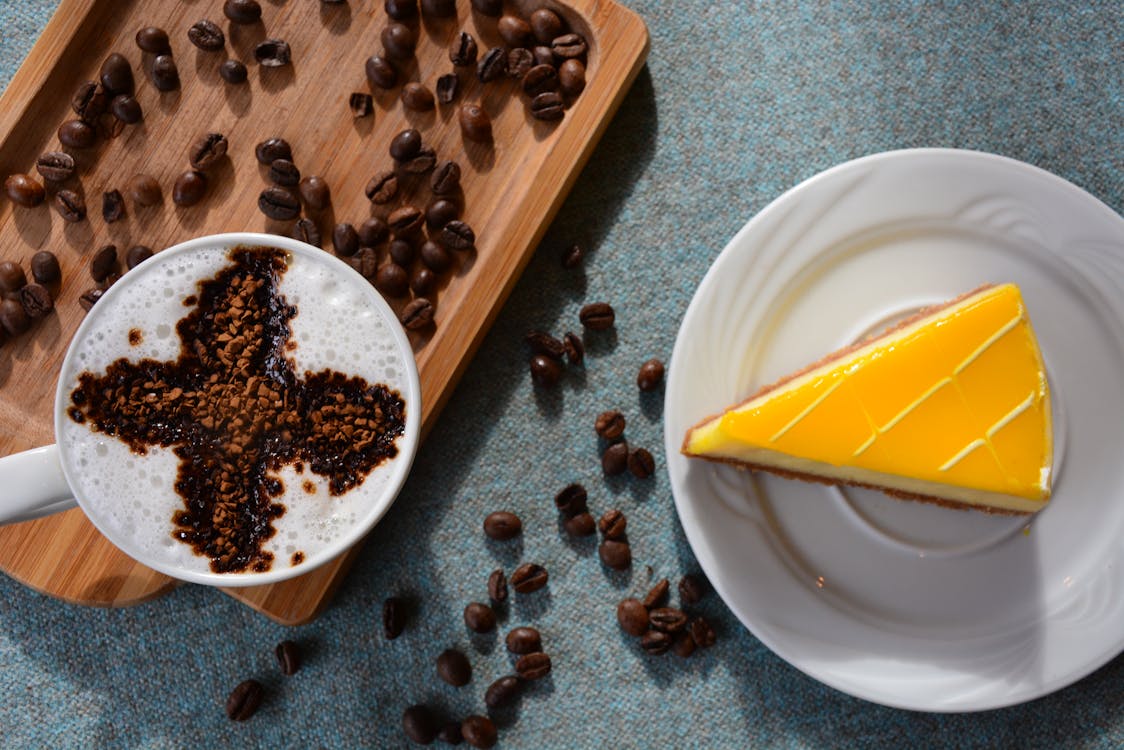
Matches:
[[53, 232, 423, 587]]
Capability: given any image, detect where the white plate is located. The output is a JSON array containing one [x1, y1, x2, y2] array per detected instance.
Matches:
[[664, 149, 1124, 712]]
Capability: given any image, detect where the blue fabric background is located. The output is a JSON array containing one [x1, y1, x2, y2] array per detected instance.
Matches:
[[2, 1, 1122, 747]]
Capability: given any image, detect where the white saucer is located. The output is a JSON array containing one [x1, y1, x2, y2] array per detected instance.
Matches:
[[664, 149, 1124, 711]]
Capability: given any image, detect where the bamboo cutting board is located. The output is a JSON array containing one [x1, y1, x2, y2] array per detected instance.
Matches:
[[0, 0, 648, 623]]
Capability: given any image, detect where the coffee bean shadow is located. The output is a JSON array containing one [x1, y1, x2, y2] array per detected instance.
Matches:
[[562, 362, 587, 390], [402, 106, 437, 131], [485, 698, 522, 730], [62, 215, 94, 249], [11, 205, 51, 248], [259, 64, 295, 94], [461, 137, 495, 173], [319, 1, 352, 34], [222, 79, 253, 117], [600, 564, 632, 589], [351, 111, 375, 137], [511, 587, 552, 621], [467, 628, 498, 656], [527, 114, 562, 143], [638, 388, 662, 423], [531, 379, 564, 420], [452, 246, 476, 278], [193, 50, 223, 87], [0, 350, 12, 387], [420, 11, 460, 44], [155, 88, 182, 116], [483, 535, 523, 564], [556, 517, 596, 556], [228, 20, 267, 60]]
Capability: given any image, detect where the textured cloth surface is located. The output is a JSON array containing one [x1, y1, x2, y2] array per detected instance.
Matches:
[[1, 1, 1123, 748]]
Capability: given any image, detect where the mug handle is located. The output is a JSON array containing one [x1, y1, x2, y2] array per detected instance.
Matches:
[[0, 445, 78, 524]]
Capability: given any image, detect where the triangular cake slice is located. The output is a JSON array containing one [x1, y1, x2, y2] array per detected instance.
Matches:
[[682, 284, 1052, 514]]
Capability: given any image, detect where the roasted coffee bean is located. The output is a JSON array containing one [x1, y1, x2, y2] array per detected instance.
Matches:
[[135, 26, 171, 54], [275, 640, 302, 675], [58, 119, 96, 149], [436, 648, 472, 686], [530, 8, 564, 44], [421, 0, 455, 17], [650, 607, 688, 634], [30, 251, 60, 284], [109, 94, 142, 123], [53, 189, 86, 222], [388, 205, 424, 236], [580, 301, 615, 330], [598, 508, 627, 539], [552, 32, 588, 59], [219, 59, 248, 83], [0, 262, 26, 292], [425, 199, 459, 231], [401, 82, 435, 111], [99, 53, 134, 95], [381, 23, 416, 61], [299, 176, 330, 210], [679, 573, 707, 605], [690, 617, 717, 648], [389, 239, 416, 267], [628, 447, 655, 479], [483, 510, 522, 540], [460, 716, 497, 749], [484, 675, 520, 709], [436, 74, 458, 104], [560, 243, 584, 269], [430, 160, 461, 195], [401, 147, 437, 174], [554, 483, 587, 514], [523, 64, 559, 96], [510, 563, 548, 593], [476, 47, 506, 83], [595, 410, 625, 440], [383, 596, 405, 638], [599, 539, 631, 570], [349, 249, 377, 279], [35, 151, 75, 182], [420, 240, 452, 272], [389, 128, 422, 161], [332, 223, 359, 256], [127, 174, 161, 206], [530, 91, 565, 121], [291, 217, 321, 246], [400, 297, 434, 330], [90, 245, 118, 282], [102, 190, 125, 223], [563, 511, 595, 536], [459, 103, 493, 142], [365, 55, 397, 89], [172, 170, 207, 206], [439, 221, 475, 251], [507, 48, 534, 79], [257, 186, 300, 220], [530, 354, 561, 387], [269, 158, 301, 187], [524, 330, 565, 360], [504, 626, 541, 654], [5, 174, 45, 207], [97, 272, 120, 291], [358, 217, 388, 246], [641, 630, 672, 655], [125, 245, 153, 269], [20, 283, 53, 319], [559, 58, 586, 97], [375, 263, 409, 297], [385, 0, 418, 20], [254, 39, 291, 67], [637, 358, 665, 391], [78, 288, 103, 312], [0, 299, 29, 335], [402, 704, 439, 745], [602, 441, 629, 475], [562, 331, 584, 364], [515, 652, 551, 680], [71, 80, 107, 122], [498, 15, 533, 47], [464, 602, 497, 633], [255, 137, 292, 165], [437, 722, 463, 746], [349, 92, 373, 118], [533, 45, 555, 67], [470, 0, 502, 17], [189, 132, 228, 170], [225, 680, 264, 722], [643, 578, 670, 610], [617, 598, 648, 636], [673, 631, 697, 658], [151, 55, 180, 91], [224, 0, 262, 24], [188, 20, 226, 51], [365, 171, 398, 204], [450, 31, 478, 66], [487, 568, 507, 603]]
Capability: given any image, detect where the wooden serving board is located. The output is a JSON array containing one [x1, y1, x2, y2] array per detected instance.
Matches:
[[0, 0, 648, 623]]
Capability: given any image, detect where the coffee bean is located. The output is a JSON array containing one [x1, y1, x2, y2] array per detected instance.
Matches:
[[402, 147, 437, 174], [690, 617, 717, 648], [125, 245, 153, 269], [188, 20, 225, 51], [628, 447, 655, 479], [617, 598, 649, 636], [5, 174, 45, 207], [524, 330, 565, 360], [436, 648, 472, 686], [269, 158, 301, 187], [530, 8, 564, 44], [498, 15, 533, 47], [522, 63, 558, 95], [389, 239, 416, 266], [483, 510, 522, 541], [530, 91, 565, 121], [650, 607, 688, 634], [255, 137, 292, 165], [388, 205, 424, 236], [439, 221, 475, 251], [219, 59, 248, 83], [383, 596, 406, 638], [678, 573, 707, 605], [430, 161, 461, 195], [598, 508, 627, 539], [385, 0, 418, 20], [562, 332, 583, 364], [358, 217, 388, 246], [484, 675, 520, 710], [401, 82, 434, 111], [450, 31, 478, 66], [436, 74, 458, 104], [389, 129, 422, 162], [464, 602, 496, 633], [102, 189, 125, 223], [224, 0, 262, 24], [295, 176, 329, 211], [508, 48, 534, 79], [637, 358, 665, 391], [0, 262, 26, 292], [78, 288, 103, 312], [375, 263, 409, 297], [532, 45, 555, 67], [437, 722, 463, 745], [643, 578, 670, 610], [275, 640, 302, 675], [127, 173, 161, 206], [151, 55, 180, 91], [470, 0, 502, 17], [554, 483, 587, 514], [30, 251, 60, 284], [476, 47, 506, 83], [332, 223, 359, 256], [580, 301, 615, 330], [552, 32, 588, 59], [71, 80, 107, 122], [510, 562, 548, 593], [421, 0, 455, 16], [90, 245, 118, 282], [257, 187, 299, 220], [529, 354, 561, 387], [348, 248, 377, 278], [504, 626, 542, 654], [599, 539, 631, 570], [58, 119, 96, 149], [558, 58, 586, 97], [189, 132, 228, 171], [172, 170, 207, 206], [135, 26, 171, 54], [400, 297, 435, 330], [641, 630, 671, 655], [460, 716, 497, 749], [402, 705, 439, 744], [365, 55, 397, 89], [487, 568, 507, 603], [35, 152, 75, 182], [425, 199, 459, 230], [100, 53, 134, 95], [515, 652, 551, 680], [349, 91, 373, 118], [19, 283, 53, 319], [595, 410, 625, 440], [225, 679, 264, 721], [563, 511, 595, 536], [0, 299, 29, 335], [254, 39, 291, 67], [365, 171, 398, 204], [109, 94, 142, 123], [602, 441, 628, 475], [672, 631, 697, 658], [381, 23, 416, 61], [291, 217, 321, 246], [53, 189, 86, 222], [420, 240, 452, 272]]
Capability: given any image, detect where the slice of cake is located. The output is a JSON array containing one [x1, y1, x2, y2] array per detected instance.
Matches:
[[682, 284, 1052, 514]]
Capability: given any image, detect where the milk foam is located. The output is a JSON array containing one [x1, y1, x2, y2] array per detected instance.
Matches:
[[57, 245, 411, 576]]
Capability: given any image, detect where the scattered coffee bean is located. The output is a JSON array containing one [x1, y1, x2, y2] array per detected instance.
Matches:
[[388, 205, 424, 236], [602, 441, 629, 475], [430, 160, 461, 195], [99, 53, 134, 95], [269, 158, 300, 187], [450, 31, 478, 66], [125, 245, 153, 269], [649, 607, 689, 634], [299, 176, 330, 210], [127, 173, 161, 206], [0, 261, 26, 292], [401, 82, 435, 111], [254, 39, 291, 67], [678, 574, 707, 605], [381, 23, 416, 61], [438, 722, 464, 746], [522, 64, 558, 96], [484, 675, 521, 709], [641, 630, 672, 655], [151, 55, 180, 91], [530, 8, 564, 44], [349, 249, 377, 279], [628, 447, 655, 479], [383, 596, 405, 639], [529, 354, 561, 387], [470, 0, 502, 17], [580, 302, 615, 330], [5, 174, 45, 207], [643, 578, 670, 609], [483, 510, 522, 540], [109, 94, 142, 123], [637, 358, 665, 391], [225, 679, 264, 721], [524, 330, 565, 360], [595, 410, 625, 440], [290, 217, 321, 246], [385, 0, 418, 20], [563, 511, 595, 536], [53, 189, 86, 222], [559, 58, 587, 97], [436, 648, 472, 687], [97, 271, 121, 291], [275, 640, 302, 675], [402, 147, 437, 174], [387, 245, 414, 271], [365, 55, 397, 89], [464, 602, 497, 633], [514, 652, 551, 680], [530, 91, 565, 121], [358, 217, 388, 246], [504, 626, 542, 654], [102, 190, 125, 223], [189, 132, 228, 170], [400, 297, 435, 329], [35, 152, 75, 182], [172, 170, 207, 206], [552, 32, 589, 59], [365, 171, 398, 204], [255, 137, 292, 165], [224, 0, 262, 24], [476, 47, 507, 83], [389, 128, 422, 161], [560, 243, 584, 269], [562, 332, 584, 364], [439, 221, 475, 251], [78, 288, 104, 312], [460, 716, 497, 749], [20, 283, 53, 319], [375, 262, 409, 297], [487, 568, 507, 603], [30, 251, 60, 284], [425, 199, 459, 231], [598, 508, 627, 539], [188, 20, 225, 51], [349, 92, 373, 118], [507, 48, 534, 79], [332, 223, 359, 256], [71, 80, 107, 122], [436, 74, 458, 104], [421, 0, 455, 16], [90, 245, 118, 282], [58, 119, 96, 149], [533, 45, 555, 67], [0, 299, 29, 335], [673, 631, 697, 658], [510, 562, 548, 593], [258, 186, 300, 220], [599, 539, 631, 570], [420, 240, 452, 272], [554, 483, 587, 514], [498, 15, 533, 47], [402, 705, 439, 745], [135, 26, 170, 54], [617, 598, 649, 636], [690, 617, 717, 648], [219, 59, 248, 83]]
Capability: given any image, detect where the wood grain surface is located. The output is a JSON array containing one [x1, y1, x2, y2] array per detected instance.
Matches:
[[0, 0, 647, 623]]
